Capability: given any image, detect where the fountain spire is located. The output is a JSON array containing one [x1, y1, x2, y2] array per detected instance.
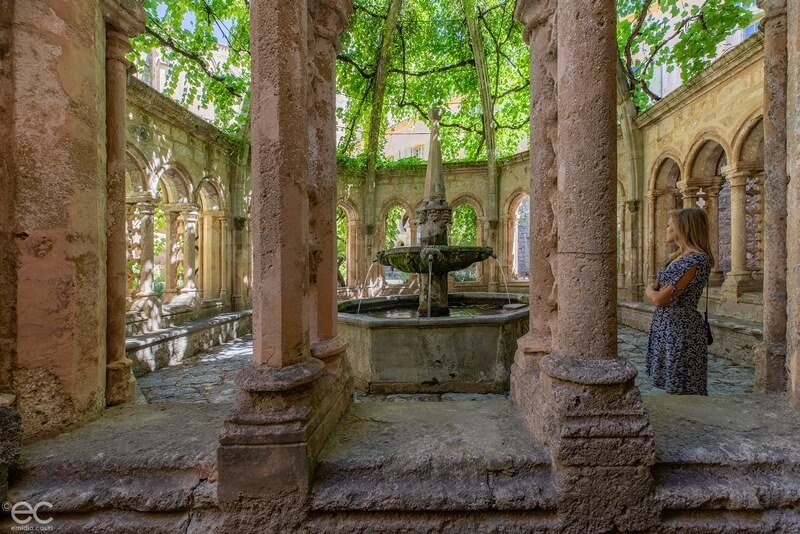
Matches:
[[424, 106, 446, 202]]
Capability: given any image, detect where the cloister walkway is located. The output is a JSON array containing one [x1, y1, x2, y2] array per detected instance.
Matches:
[[135, 326, 754, 404]]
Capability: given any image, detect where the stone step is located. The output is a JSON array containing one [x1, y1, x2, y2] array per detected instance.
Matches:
[[2, 404, 227, 532], [310, 400, 557, 514]]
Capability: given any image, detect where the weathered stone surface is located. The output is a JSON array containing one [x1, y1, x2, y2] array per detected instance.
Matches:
[[0, 405, 22, 502]]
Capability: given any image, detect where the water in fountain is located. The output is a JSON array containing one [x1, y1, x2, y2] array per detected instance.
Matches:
[[356, 260, 380, 315], [493, 256, 512, 305]]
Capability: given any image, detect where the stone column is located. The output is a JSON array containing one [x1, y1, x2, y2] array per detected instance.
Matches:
[[162, 210, 180, 303], [179, 208, 200, 301], [218, 0, 354, 505], [625, 200, 641, 300], [307, 0, 350, 373], [787, 0, 800, 408], [756, 0, 788, 393], [705, 182, 725, 285], [511, 0, 558, 435], [104, 30, 136, 406], [647, 192, 659, 283], [131, 199, 161, 332], [723, 167, 755, 296], [517, 1, 656, 530], [219, 216, 230, 301], [201, 212, 216, 298], [678, 182, 699, 208], [231, 216, 249, 310]]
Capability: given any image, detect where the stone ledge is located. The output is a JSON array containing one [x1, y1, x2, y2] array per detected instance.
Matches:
[[126, 311, 253, 376], [618, 300, 761, 367]]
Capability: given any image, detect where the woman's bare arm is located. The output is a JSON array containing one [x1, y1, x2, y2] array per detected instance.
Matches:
[[646, 265, 697, 308]]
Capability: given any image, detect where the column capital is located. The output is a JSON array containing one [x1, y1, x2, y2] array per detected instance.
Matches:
[[646, 190, 660, 202], [101, 0, 145, 38], [514, 0, 556, 41], [308, 0, 353, 51], [757, 0, 787, 20], [625, 200, 639, 213], [106, 30, 134, 64]]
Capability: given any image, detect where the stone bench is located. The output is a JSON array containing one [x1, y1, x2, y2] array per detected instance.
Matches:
[[125, 310, 252, 377], [618, 300, 762, 367]]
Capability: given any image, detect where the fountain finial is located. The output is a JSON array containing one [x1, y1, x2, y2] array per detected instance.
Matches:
[[424, 105, 446, 202]]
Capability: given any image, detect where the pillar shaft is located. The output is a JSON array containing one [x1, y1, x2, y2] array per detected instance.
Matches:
[[757, 0, 789, 392], [137, 201, 156, 296], [105, 30, 136, 405], [181, 209, 199, 295], [705, 183, 725, 285], [728, 172, 749, 275], [308, 5, 342, 352], [787, 0, 800, 408], [220, 216, 230, 301], [250, 0, 311, 367], [554, 0, 617, 360]]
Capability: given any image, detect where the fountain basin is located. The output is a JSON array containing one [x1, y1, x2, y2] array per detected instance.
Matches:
[[376, 246, 494, 275], [338, 293, 529, 394]]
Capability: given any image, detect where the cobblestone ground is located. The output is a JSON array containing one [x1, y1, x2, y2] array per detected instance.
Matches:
[[136, 326, 754, 404]]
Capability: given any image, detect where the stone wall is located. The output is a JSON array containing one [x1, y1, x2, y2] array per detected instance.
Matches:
[[1, 0, 115, 440]]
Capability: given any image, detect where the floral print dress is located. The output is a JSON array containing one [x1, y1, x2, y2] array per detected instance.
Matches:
[[646, 252, 712, 395]]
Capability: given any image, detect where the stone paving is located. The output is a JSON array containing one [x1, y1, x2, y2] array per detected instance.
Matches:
[[136, 326, 754, 404]]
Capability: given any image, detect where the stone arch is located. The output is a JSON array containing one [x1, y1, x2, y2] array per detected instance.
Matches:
[[648, 151, 683, 193], [156, 163, 194, 205], [732, 115, 764, 167], [450, 194, 486, 220], [505, 190, 531, 281], [196, 177, 225, 212], [379, 197, 414, 249], [125, 144, 150, 197], [650, 156, 683, 268], [686, 134, 730, 184]]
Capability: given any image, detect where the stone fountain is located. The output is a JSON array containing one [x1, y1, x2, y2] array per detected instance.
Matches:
[[376, 107, 493, 316], [337, 107, 529, 395]]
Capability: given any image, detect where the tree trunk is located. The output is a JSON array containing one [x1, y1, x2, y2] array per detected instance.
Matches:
[[462, 0, 499, 289], [364, 0, 403, 238]]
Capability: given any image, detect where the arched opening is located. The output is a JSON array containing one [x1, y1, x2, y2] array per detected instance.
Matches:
[[383, 203, 411, 286], [652, 157, 681, 266], [197, 178, 225, 300], [451, 202, 479, 282], [509, 194, 530, 280], [689, 140, 729, 279], [336, 205, 349, 286], [736, 118, 765, 273]]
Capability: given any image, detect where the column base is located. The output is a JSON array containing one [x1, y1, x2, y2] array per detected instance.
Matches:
[[755, 342, 787, 393], [218, 355, 354, 503], [130, 294, 162, 332], [106, 358, 136, 406], [709, 270, 725, 287], [311, 335, 349, 375], [722, 272, 760, 297], [510, 333, 549, 443], [537, 354, 657, 533]]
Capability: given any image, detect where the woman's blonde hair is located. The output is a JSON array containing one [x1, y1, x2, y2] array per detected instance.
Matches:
[[669, 207, 715, 264]]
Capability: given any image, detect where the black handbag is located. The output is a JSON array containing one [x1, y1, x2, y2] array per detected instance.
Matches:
[[704, 283, 713, 345]]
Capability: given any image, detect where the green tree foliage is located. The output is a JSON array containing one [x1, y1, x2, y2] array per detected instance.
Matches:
[[132, 0, 755, 148], [450, 203, 477, 246], [617, 0, 755, 110], [384, 205, 407, 248], [131, 0, 250, 134]]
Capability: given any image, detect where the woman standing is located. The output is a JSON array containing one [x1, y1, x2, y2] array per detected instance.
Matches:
[[646, 207, 714, 395]]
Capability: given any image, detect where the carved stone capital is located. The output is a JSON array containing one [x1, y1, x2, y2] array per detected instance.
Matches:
[[514, 0, 556, 41], [625, 200, 639, 213], [101, 0, 146, 37], [757, 0, 787, 20], [308, 0, 353, 51]]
